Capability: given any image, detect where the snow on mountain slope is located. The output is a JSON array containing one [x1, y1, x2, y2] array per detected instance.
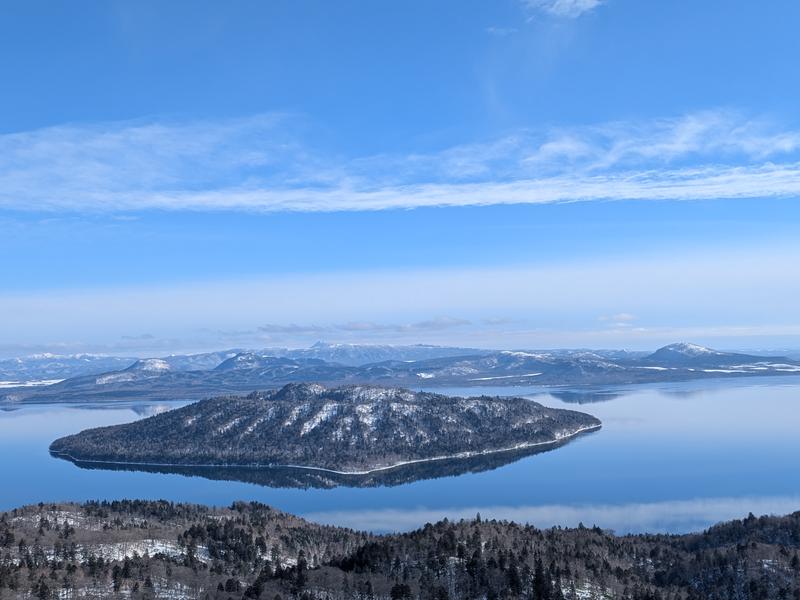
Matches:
[[126, 358, 172, 372]]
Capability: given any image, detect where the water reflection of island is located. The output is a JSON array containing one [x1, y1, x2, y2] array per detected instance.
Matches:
[[51, 432, 597, 490], [548, 390, 624, 404]]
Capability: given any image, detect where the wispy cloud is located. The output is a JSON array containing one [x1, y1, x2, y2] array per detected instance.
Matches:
[[1, 110, 799, 213], [256, 316, 471, 336], [599, 313, 637, 322], [487, 26, 518, 36], [522, 0, 605, 19], [2, 246, 800, 352], [304, 496, 800, 534], [599, 313, 637, 328], [525, 110, 800, 169]]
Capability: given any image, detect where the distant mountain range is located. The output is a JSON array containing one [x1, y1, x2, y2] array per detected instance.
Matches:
[[278, 341, 494, 366], [3, 342, 800, 404], [0, 343, 487, 383], [50, 383, 600, 476], [0, 353, 137, 382]]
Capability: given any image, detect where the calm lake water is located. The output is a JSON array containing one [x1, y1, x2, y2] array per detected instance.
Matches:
[[2, 377, 799, 534]]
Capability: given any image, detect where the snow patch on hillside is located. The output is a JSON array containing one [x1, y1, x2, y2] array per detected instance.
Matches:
[[355, 403, 378, 429], [96, 372, 136, 385], [301, 403, 340, 435]]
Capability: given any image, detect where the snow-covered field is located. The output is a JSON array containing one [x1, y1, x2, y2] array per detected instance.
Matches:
[[0, 379, 63, 389]]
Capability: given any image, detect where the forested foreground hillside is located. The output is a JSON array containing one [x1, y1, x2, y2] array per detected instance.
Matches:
[[1, 501, 800, 600]]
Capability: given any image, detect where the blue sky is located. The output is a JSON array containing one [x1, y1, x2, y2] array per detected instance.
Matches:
[[1, 0, 800, 356]]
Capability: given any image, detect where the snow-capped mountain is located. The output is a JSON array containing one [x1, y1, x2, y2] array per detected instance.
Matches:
[[644, 343, 781, 366], [278, 342, 491, 366], [213, 352, 277, 371], [159, 350, 241, 371], [125, 358, 173, 372]]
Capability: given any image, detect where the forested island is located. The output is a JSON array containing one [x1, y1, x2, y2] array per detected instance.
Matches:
[[49, 384, 600, 474], [1, 500, 799, 599]]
